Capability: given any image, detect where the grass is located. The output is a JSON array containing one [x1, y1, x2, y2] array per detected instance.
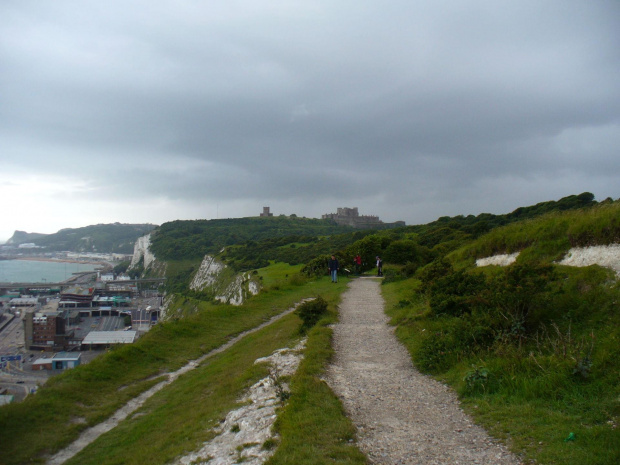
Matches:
[[266, 282, 367, 465], [63, 311, 300, 465], [451, 201, 620, 266], [0, 269, 361, 465], [256, 261, 304, 288], [381, 266, 620, 465]]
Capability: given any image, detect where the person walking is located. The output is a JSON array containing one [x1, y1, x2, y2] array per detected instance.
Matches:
[[328, 254, 340, 283], [354, 254, 362, 275], [376, 256, 383, 277]]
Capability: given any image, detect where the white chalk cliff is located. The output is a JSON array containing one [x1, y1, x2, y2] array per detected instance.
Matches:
[[129, 233, 156, 270], [129, 234, 260, 306], [190, 255, 261, 305]]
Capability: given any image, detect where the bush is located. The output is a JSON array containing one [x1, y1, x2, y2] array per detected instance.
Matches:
[[415, 329, 459, 373], [428, 269, 488, 317], [416, 259, 453, 287], [489, 262, 555, 337], [295, 296, 328, 332], [288, 273, 308, 286]]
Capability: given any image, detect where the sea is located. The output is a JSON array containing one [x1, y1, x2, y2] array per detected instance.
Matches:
[[0, 260, 98, 284]]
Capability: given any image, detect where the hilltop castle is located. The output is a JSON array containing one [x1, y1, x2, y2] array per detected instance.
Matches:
[[322, 207, 405, 229]]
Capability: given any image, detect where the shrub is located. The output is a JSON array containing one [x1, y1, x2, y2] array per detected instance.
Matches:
[[428, 269, 488, 317], [381, 266, 404, 284], [489, 263, 555, 338], [383, 240, 433, 266], [416, 258, 453, 287], [415, 329, 459, 373], [288, 273, 307, 286], [295, 296, 328, 332]]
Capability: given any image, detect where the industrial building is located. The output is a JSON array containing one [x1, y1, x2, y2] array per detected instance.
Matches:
[[23, 311, 80, 352], [31, 352, 81, 371], [82, 330, 137, 349]]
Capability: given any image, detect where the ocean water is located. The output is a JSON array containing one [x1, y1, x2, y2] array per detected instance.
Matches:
[[0, 260, 98, 283]]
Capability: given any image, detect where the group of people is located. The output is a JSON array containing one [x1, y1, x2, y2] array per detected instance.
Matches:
[[327, 254, 383, 283]]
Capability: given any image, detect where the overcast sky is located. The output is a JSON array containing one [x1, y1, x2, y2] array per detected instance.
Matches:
[[1, 1, 619, 242]]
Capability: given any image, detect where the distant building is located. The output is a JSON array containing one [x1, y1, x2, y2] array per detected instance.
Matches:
[[82, 330, 137, 349], [260, 207, 274, 217], [23, 311, 78, 351], [32, 352, 81, 371], [100, 273, 115, 282], [322, 207, 405, 229], [8, 297, 39, 308], [58, 286, 95, 308]]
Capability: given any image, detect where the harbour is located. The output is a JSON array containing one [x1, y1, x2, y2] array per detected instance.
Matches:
[[0, 259, 100, 284]]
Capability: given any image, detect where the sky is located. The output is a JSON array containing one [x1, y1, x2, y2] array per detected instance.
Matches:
[[1, 1, 619, 243]]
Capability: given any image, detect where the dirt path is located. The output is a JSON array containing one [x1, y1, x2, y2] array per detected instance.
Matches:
[[326, 278, 522, 465]]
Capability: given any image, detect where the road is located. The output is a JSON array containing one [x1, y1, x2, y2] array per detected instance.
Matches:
[[0, 313, 24, 354]]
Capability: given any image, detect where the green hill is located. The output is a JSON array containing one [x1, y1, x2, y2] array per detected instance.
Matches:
[[5, 223, 156, 254], [150, 215, 355, 261], [4, 230, 47, 245], [380, 199, 620, 465]]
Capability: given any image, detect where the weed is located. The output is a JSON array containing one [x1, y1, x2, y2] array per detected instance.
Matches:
[[463, 365, 490, 394], [268, 364, 291, 404], [573, 352, 592, 379], [230, 423, 240, 433], [261, 437, 278, 450]]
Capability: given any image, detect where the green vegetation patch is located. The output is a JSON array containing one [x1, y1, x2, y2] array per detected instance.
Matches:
[[150, 216, 354, 261], [453, 200, 620, 265], [13, 223, 156, 254], [382, 263, 620, 465], [0, 269, 359, 465], [267, 289, 367, 465], [63, 313, 302, 465]]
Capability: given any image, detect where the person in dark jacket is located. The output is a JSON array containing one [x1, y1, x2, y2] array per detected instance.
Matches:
[[328, 254, 339, 283]]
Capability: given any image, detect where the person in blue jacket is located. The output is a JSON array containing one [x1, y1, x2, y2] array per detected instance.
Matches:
[[328, 254, 340, 283]]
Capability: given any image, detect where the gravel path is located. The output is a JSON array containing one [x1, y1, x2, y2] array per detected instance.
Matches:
[[326, 278, 522, 465]]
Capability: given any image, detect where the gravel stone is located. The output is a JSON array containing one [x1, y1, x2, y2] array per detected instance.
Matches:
[[326, 278, 522, 465]]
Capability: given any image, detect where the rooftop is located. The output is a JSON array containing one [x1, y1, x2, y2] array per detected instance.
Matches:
[[82, 330, 137, 345]]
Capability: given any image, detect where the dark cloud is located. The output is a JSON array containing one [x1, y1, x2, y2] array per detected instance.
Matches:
[[1, 1, 619, 240]]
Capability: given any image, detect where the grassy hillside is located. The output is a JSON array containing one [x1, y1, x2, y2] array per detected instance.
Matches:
[[381, 200, 620, 464], [451, 200, 620, 265], [0, 267, 363, 465]]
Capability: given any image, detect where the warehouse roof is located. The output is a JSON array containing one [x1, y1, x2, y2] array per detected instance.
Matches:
[[82, 331, 137, 345]]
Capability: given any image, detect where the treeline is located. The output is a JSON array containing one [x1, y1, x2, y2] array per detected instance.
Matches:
[[150, 192, 604, 283], [222, 230, 373, 271], [149, 216, 353, 261], [408, 191, 598, 239]]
